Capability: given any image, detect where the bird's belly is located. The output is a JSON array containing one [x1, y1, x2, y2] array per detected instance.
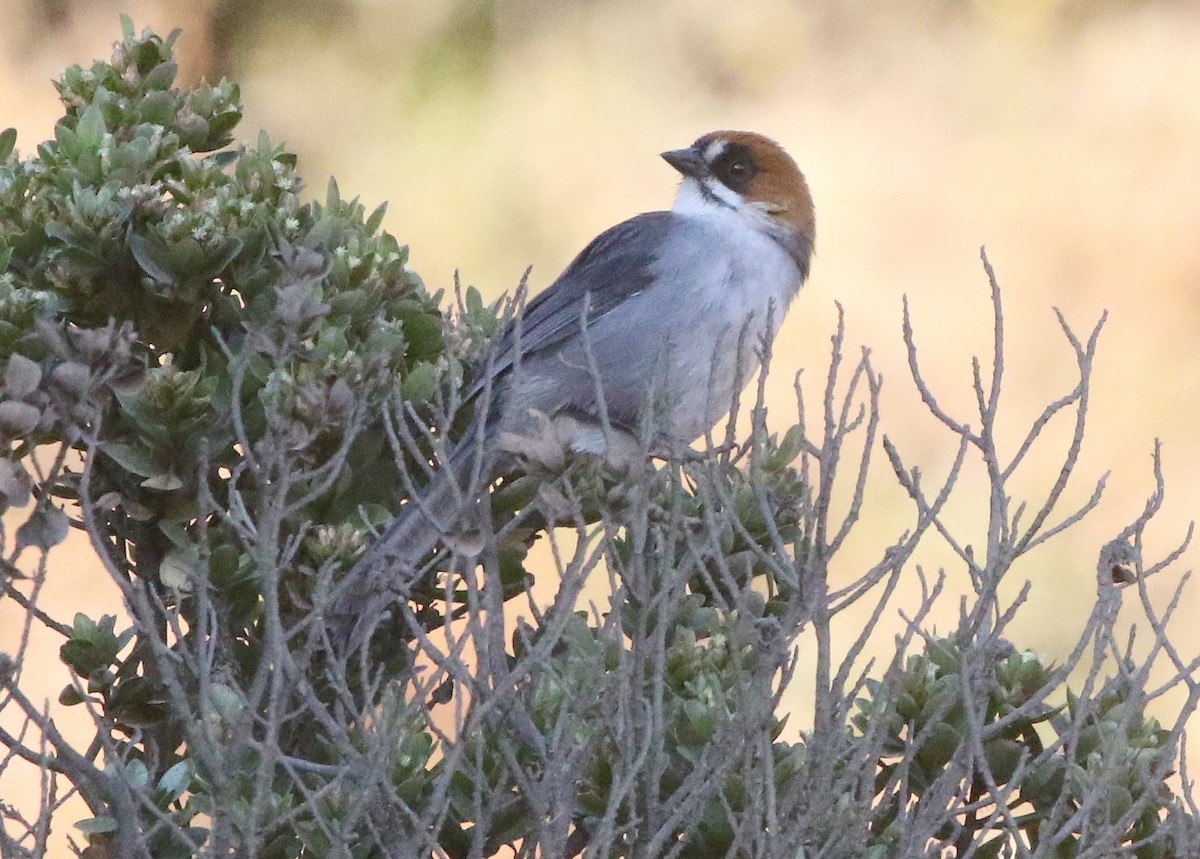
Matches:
[[659, 309, 770, 441]]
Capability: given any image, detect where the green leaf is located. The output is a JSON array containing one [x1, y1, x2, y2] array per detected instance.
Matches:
[[119, 13, 136, 40], [76, 815, 118, 835], [327, 288, 371, 319], [159, 547, 194, 590], [155, 759, 193, 802], [915, 722, 962, 772], [128, 232, 176, 284], [768, 424, 805, 470], [0, 128, 15, 161], [402, 313, 444, 359], [139, 90, 174, 125], [108, 676, 170, 728], [142, 59, 177, 91], [466, 285, 484, 315], [5, 354, 43, 398], [43, 221, 79, 249], [101, 441, 160, 478], [401, 362, 439, 403], [679, 699, 718, 744], [207, 109, 243, 140], [16, 505, 69, 551], [76, 104, 107, 149], [366, 201, 388, 235], [195, 236, 243, 282], [59, 684, 86, 706], [121, 758, 150, 788], [141, 472, 184, 491], [53, 122, 78, 158], [0, 400, 42, 436], [59, 613, 125, 677], [208, 544, 243, 586], [209, 150, 239, 169], [983, 737, 1025, 784]]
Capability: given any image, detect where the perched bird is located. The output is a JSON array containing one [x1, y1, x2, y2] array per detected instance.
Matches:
[[332, 131, 815, 650]]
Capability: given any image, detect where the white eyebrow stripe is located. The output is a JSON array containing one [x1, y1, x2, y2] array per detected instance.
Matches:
[[703, 138, 727, 164]]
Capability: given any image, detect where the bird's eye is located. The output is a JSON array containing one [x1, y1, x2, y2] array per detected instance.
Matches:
[[713, 145, 758, 190]]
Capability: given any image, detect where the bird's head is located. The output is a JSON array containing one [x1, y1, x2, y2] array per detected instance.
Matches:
[[662, 131, 815, 268]]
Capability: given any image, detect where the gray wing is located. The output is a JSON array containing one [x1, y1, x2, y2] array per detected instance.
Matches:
[[466, 211, 676, 402]]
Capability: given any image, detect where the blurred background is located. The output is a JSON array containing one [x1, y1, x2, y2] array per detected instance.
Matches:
[[4, 0, 1200, 842]]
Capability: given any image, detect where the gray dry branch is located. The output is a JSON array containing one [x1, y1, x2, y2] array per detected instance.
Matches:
[[0, 26, 1198, 859], [2, 248, 1196, 858]]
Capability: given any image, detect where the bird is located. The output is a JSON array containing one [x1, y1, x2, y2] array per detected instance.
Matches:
[[330, 130, 815, 652]]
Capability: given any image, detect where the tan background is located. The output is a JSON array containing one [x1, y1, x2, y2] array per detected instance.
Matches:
[[3, 0, 1200, 848]]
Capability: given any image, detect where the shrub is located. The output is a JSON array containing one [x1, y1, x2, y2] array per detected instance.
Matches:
[[1, 20, 1196, 859]]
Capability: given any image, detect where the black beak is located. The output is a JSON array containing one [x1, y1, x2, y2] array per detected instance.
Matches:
[[661, 146, 706, 179]]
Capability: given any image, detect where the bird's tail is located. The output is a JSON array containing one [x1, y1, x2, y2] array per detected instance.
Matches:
[[326, 422, 493, 655]]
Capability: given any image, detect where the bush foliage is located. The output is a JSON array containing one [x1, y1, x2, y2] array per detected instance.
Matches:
[[1, 21, 1198, 859]]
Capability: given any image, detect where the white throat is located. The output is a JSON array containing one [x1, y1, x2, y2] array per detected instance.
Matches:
[[672, 175, 743, 215], [673, 176, 791, 250]]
